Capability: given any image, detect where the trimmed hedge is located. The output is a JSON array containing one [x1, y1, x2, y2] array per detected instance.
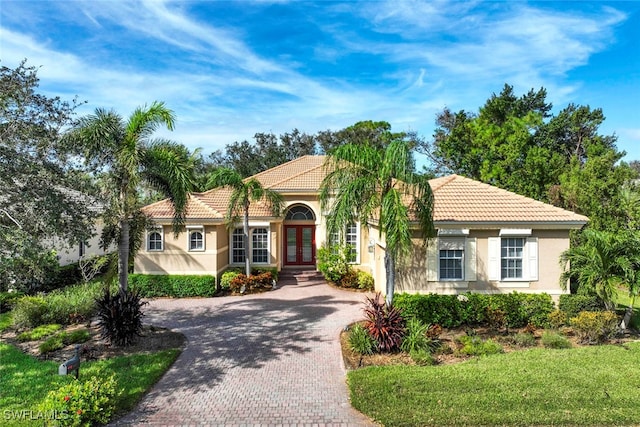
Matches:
[[128, 274, 216, 298], [558, 294, 604, 319], [394, 292, 554, 329]]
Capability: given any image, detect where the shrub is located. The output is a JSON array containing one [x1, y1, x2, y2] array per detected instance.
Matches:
[[356, 271, 375, 291], [400, 318, 432, 353], [44, 262, 84, 292], [509, 333, 537, 348], [39, 333, 66, 353], [0, 291, 24, 313], [219, 270, 241, 291], [363, 293, 406, 352], [348, 323, 377, 355], [455, 335, 503, 357], [128, 274, 216, 297], [317, 244, 351, 283], [486, 306, 507, 331], [42, 282, 105, 325], [95, 288, 147, 347], [65, 329, 91, 344], [12, 296, 48, 329], [338, 269, 359, 288], [39, 374, 118, 426], [570, 311, 619, 344], [541, 331, 572, 349], [548, 310, 567, 329], [229, 272, 274, 294], [251, 267, 278, 281], [17, 324, 62, 342], [559, 294, 604, 319], [409, 348, 435, 366]]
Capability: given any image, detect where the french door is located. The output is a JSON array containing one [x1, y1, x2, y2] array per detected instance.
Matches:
[[284, 225, 315, 265]]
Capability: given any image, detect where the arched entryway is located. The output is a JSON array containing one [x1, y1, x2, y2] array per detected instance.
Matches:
[[283, 204, 316, 266]]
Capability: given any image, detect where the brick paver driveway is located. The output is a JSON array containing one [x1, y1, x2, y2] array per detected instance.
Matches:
[[112, 275, 376, 426]]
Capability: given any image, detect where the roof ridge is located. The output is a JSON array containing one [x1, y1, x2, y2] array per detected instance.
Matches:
[[262, 156, 326, 189], [190, 193, 224, 217], [429, 174, 458, 192], [247, 155, 323, 183]]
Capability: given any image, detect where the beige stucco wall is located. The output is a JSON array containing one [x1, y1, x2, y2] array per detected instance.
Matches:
[[374, 227, 572, 299], [53, 219, 112, 266]]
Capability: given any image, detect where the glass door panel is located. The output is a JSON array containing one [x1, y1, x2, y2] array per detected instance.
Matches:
[[286, 227, 297, 263], [302, 227, 313, 263]]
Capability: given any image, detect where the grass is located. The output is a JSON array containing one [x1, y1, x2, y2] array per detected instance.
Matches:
[[0, 343, 180, 426], [348, 343, 640, 426], [16, 324, 62, 342], [614, 289, 640, 329]]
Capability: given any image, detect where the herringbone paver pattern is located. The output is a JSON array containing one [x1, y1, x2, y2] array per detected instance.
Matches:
[[111, 273, 376, 426]]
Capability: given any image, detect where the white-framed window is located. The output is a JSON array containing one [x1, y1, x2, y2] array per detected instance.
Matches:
[[438, 237, 465, 281], [427, 233, 477, 283], [252, 228, 269, 264], [488, 232, 538, 282], [232, 229, 245, 263], [147, 229, 164, 251], [231, 226, 271, 264], [188, 228, 205, 251], [329, 222, 360, 264]]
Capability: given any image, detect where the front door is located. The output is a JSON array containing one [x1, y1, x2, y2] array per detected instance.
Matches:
[[285, 225, 315, 265]]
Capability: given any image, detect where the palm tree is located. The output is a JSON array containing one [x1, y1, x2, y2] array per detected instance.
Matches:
[[320, 140, 435, 305], [68, 102, 195, 291], [207, 168, 283, 276]]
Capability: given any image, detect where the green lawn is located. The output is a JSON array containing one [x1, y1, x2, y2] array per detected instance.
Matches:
[[0, 343, 180, 426], [349, 343, 640, 426]]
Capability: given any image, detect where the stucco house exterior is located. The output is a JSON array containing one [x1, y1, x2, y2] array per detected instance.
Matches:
[[134, 155, 588, 299]]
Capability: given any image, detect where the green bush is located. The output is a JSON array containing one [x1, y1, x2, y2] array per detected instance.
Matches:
[[219, 270, 242, 291], [39, 374, 118, 426], [559, 294, 604, 318], [338, 269, 359, 288], [17, 324, 62, 342], [317, 244, 351, 283], [356, 270, 375, 291], [409, 348, 435, 366], [229, 272, 274, 294], [400, 318, 432, 353], [44, 262, 84, 292], [0, 291, 24, 313], [348, 323, 377, 355], [570, 311, 619, 344], [455, 335, 503, 357], [541, 331, 572, 349], [509, 332, 537, 348], [128, 274, 216, 297], [42, 282, 106, 325], [548, 309, 567, 329], [65, 329, 91, 344], [251, 267, 278, 281], [13, 296, 48, 329], [39, 333, 66, 353]]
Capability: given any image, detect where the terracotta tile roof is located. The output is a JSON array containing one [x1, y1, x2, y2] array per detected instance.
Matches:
[[142, 156, 588, 226], [429, 174, 589, 224]]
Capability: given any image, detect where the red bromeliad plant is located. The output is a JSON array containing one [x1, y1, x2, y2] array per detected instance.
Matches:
[[363, 292, 406, 352]]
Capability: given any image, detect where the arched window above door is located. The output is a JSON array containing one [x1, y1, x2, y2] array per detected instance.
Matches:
[[285, 205, 315, 220]]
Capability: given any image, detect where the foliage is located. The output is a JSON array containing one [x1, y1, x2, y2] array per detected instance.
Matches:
[[0, 61, 97, 294], [128, 274, 216, 297], [316, 244, 352, 283], [0, 312, 12, 333], [206, 167, 283, 276], [394, 292, 554, 329], [409, 349, 435, 366], [95, 288, 147, 347], [41, 282, 106, 325], [348, 343, 640, 426], [362, 293, 406, 352], [547, 309, 567, 329], [558, 293, 605, 319], [356, 270, 375, 291], [455, 335, 503, 357], [37, 330, 91, 354], [219, 269, 242, 291], [400, 318, 432, 354], [251, 267, 279, 281], [508, 333, 537, 348], [541, 331, 572, 349], [570, 311, 619, 344], [17, 324, 62, 342], [228, 272, 274, 294], [12, 296, 48, 329], [38, 374, 118, 426], [321, 138, 435, 304], [78, 254, 111, 284], [348, 323, 377, 356], [0, 291, 23, 313], [68, 102, 197, 292]]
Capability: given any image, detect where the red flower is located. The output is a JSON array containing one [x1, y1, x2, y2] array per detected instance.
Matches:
[[63, 396, 70, 402], [76, 409, 83, 415]]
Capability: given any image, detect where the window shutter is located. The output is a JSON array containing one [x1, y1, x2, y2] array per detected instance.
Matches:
[[426, 238, 438, 281], [465, 237, 477, 281], [488, 237, 500, 281], [527, 237, 538, 281]]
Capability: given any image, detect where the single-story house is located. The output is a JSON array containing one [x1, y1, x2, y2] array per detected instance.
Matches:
[[135, 155, 588, 299]]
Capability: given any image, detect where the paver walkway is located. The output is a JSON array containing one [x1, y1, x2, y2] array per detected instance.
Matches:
[[112, 274, 377, 426]]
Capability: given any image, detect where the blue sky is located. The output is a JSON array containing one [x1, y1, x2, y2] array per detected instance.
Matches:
[[2, 1, 639, 161]]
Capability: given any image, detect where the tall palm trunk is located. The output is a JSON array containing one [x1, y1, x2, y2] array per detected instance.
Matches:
[[384, 251, 396, 305], [243, 200, 251, 276], [118, 217, 129, 291]]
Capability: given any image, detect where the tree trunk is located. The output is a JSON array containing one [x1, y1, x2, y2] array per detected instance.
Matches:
[[244, 202, 251, 277], [384, 251, 396, 305], [620, 294, 636, 330], [118, 217, 130, 292]]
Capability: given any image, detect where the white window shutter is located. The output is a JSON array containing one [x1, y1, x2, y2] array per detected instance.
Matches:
[[488, 237, 500, 281], [527, 237, 538, 281], [426, 238, 438, 281], [465, 237, 477, 281]]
